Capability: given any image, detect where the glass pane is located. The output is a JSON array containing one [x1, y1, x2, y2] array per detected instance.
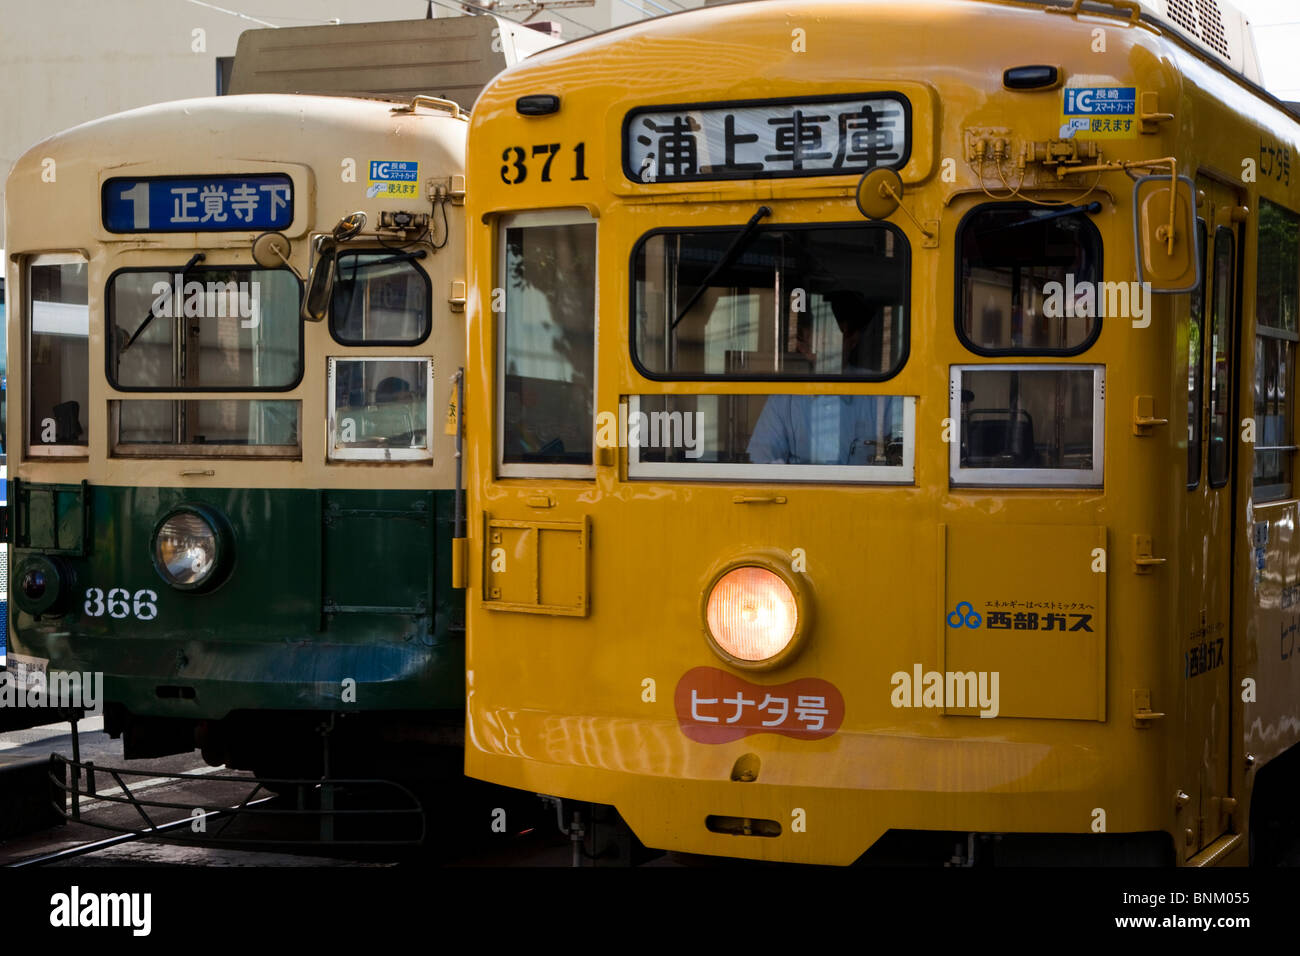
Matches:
[[29, 259, 89, 447], [1209, 229, 1235, 486], [1188, 219, 1207, 487], [959, 204, 1102, 352], [1254, 337, 1293, 495], [631, 393, 906, 466], [116, 400, 299, 448], [109, 267, 300, 389], [1257, 200, 1299, 332], [958, 369, 1095, 470], [330, 359, 429, 454], [330, 251, 430, 344], [634, 225, 906, 378], [503, 222, 596, 466]]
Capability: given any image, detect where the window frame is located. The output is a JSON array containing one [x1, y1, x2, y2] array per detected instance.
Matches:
[[496, 209, 598, 480], [104, 263, 304, 393], [625, 393, 917, 483], [628, 220, 911, 383], [948, 363, 1106, 488], [954, 201, 1105, 358], [109, 399, 302, 459], [26, 252, 90, 459], [1252, 200, 1300, 501], [327, 248, 433, 348], [1208, 226, 1236, 490], [1188, 218, 1208, 490], [327, 356, 434, 463]]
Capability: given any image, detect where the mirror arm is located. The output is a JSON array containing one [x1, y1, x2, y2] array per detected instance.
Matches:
[[878, 179, 935, 238]]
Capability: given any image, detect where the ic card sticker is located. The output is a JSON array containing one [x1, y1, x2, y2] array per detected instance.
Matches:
[[367, 160, 420, 199], [1060, 86, 1138, 140]]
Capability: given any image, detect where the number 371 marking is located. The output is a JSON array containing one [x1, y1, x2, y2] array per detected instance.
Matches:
[[500, 142, 588, 185], [85, 587, 158, 621]]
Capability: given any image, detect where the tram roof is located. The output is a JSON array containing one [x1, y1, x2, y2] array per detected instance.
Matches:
[[11, 93, 465, 167], [505, 0, 1278, 120]]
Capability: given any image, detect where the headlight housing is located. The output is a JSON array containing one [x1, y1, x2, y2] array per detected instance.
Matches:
[[13, 554, 74, 616], [703, 562, 808, 669], [152, 507, 230, 591]]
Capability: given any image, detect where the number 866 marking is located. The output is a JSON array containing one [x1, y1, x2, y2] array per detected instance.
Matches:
[[85, 587, 158, 621]]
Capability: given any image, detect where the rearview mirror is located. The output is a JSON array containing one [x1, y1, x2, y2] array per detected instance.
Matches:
[[1133, 174, 1200, 293], [301, 235, 337, 322]]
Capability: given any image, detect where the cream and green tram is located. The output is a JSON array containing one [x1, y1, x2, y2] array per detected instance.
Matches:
[[4, 93, 469, 778], [463, 0, 1300, 865]]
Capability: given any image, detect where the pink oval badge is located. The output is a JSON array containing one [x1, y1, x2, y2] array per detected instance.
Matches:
[[673, 666, 845, 744]]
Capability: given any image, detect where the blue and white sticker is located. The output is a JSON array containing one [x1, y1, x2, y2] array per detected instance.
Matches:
[[1060, 87, 1138, 140], [367, 160, 420, 199]]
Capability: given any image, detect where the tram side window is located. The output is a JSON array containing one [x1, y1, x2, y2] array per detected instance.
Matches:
[[1188, 219, 1207, 488], [330, 251, 431, 346], [114, 400, 300, 458], [500, 218, 596, 473], [1208, 228, 1235, 488], [949, 365, 1104, 487], [327, 358, 432, 461], [633, 224, 907, 380], [28, 256, 89, 453], [957, 204, 1103, 354], [1254, 200, 1299, 500]]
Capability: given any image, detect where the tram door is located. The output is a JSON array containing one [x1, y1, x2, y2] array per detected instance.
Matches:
[[1178, 176, 1240, 858]]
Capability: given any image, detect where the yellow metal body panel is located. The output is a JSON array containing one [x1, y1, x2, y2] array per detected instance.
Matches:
[[463, 0, 1300, 864]]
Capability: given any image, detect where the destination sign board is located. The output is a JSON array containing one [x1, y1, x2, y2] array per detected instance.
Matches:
[[624, 93, 910, 184], [102, 175, 294, 233]]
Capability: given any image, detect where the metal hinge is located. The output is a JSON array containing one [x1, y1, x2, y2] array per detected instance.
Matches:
[[1132, 395, 1169, 436], [1133, 689, 1166, 728], [1132, 534, 1167, 573]]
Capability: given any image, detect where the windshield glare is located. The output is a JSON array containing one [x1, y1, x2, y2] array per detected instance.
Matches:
[[634, 224, 908, 379], [109, 266, 300, 389]]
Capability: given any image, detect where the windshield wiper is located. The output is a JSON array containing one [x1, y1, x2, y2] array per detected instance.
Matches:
[[671, 205, 772, 331], [991, 201, 1101, 232], [122, 252, 206, 352]]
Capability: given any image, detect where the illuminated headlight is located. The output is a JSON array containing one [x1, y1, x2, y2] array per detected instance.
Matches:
[[152, 509, 224, 590], [704, 566, 802, 666]]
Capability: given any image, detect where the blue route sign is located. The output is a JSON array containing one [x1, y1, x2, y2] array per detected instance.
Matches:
[[102, 175, 294, 233]]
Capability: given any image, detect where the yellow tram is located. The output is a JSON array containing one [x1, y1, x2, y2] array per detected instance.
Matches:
[[463, 0, 1300, 864]]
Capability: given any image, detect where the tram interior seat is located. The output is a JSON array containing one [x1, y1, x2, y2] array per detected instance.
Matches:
[[966, 408, 1037, 466]]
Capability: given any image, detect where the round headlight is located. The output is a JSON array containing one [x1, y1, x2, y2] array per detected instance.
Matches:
[[153, 510, 222, 589], [22, 569, 48, 601], [13, 554, 72, 616], [705, 566, 800, 664]]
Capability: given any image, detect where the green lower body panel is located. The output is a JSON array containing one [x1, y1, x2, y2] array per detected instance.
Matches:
[[9, 483, 464, 722]]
